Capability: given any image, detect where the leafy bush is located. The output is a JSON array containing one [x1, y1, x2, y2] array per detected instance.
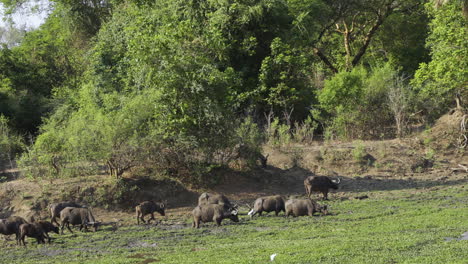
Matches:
[[352, 141, 366, 162], [0, 115, 25, 170], [293, 115, 318, 143], [319, 64, 411, 139]]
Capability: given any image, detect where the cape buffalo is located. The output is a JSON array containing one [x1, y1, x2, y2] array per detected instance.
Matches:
[[0, 216, 28, 244], [192, 204, 239, 228], [60, 207, 98, 234], [285, 198, 328, 217], [49, 202, 83, 226], [18, 223, 46, 246], [304, 175, 340, 200], [36, 221, 59, 242], [136, 201, 166, 225], [198, 193, 235, 209], [247, 195, 285, 218]]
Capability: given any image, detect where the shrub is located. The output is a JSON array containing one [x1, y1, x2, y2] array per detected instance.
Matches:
[[0, 115, 25, 170]]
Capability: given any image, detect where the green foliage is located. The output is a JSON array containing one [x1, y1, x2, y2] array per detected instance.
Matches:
[[0, 115, 25, 167], [258, 37, 314, 120], [266, 117, 291, 148], [2, 0, 465, 183], [372, 4, 430, 75], [234, 117, 264, 167], [319, 67, 367, 114], [352, 140, 367, 162], [319, 64, 410, 139], [412, 1, 468, 116], [293, 114, 318, 143]]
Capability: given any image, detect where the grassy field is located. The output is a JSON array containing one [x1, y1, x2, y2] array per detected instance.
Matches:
[[2, 183, 467, 264]]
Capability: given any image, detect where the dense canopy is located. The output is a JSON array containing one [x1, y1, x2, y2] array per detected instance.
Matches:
[[0, 0, 466, 181]]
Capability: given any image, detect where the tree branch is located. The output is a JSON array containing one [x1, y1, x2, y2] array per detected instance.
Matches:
[[313, 48, 338, 73], [351, 7, 392, 67]]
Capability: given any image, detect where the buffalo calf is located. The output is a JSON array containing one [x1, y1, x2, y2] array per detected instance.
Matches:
[[19, 223, 45, 246], [36, 221, 59, 242], [136, 201, 166, 225]]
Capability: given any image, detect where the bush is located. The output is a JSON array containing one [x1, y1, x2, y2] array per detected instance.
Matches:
[[0, 115, 25, 170], [319, 64, 410, 140]]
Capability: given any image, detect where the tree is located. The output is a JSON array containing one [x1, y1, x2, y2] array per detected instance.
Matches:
[[294, 0, 422, 72], [412, 1, 467, 114]]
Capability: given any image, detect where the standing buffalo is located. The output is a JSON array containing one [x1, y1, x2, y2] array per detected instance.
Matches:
[[198, 193, 235, 209], [247, 195, 285, 218], [192, 204, 239, 228], [60, 207, 98, 234], [285, 198, 328, 217], [49, 202, 83, 226], [18, 223, 46, 246], [136, 201, 166, 225], [36, 221, 59, 242], [0, 216, 28, 244], [304, 175, 340, 200]]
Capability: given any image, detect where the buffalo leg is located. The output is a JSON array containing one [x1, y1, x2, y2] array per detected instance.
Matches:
[[148, 213, 155, 224], [194, 219, 200, 228], [322, 191, 329, 200], [140, 214, 146, 224], [15, 231, 20, 245], [65, 222, 73, 234], [215, 218, 222, 226], [51, 216, 59, 227], [43, 232, 51, 243]]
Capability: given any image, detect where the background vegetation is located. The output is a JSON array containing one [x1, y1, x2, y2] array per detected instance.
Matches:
[[0, 0, 466, 183]]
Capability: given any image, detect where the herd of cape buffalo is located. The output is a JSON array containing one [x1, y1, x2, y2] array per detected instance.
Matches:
[[0, 175, 340, 246]]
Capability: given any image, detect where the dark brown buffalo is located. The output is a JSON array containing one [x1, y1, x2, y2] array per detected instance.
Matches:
[[198, 193, 235, 209], [136, 201, 166, 225], [248, 195, 285, 218], [49, 202, 83, 226], [0, 216, 28, 244], [36, 221, 59, 242], [18, 223, 46, 246], [192, 204, 239, 228], [60, 207, 98, 234], [304, 175, 340, 200], [285, 198, 328, 217]]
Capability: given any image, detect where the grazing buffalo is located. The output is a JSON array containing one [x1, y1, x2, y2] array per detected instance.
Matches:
[[198, 193, 235, 209], [36, 221, 59, 242], [60, 207, 98, 234], [192, 204, 239, 228], [285, 198, 328, 217], [304, 175, 340, 200], [136, 201, 166, 225], [247, 195, 285, 218], [0, 216, 28, 244], [18, 223, 46, 246], [49, 202, 83, 226]]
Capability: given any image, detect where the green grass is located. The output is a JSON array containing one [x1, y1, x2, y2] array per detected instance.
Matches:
[[3, 184, 467, 264]]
